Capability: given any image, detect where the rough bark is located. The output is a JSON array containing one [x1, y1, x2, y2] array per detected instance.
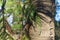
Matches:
[[27, 0, 55, 40], [28, 12, 55, 40]]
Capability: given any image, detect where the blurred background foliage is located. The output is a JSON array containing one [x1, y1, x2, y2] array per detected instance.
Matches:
[[0, 0, 41, 40]]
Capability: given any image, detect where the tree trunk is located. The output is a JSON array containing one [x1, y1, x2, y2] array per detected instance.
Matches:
[[28, 12, 55, 40], [27, 0, 55, 40]]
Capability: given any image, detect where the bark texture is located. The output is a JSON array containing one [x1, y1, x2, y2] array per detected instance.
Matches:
[[28, 13, 55, 40], [27, 0, 55, 40]]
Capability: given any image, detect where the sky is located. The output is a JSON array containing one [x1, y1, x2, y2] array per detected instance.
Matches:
[[55, 0, 60, 22], [56, 0, 60, 5], [0, 6, 1, 10], [7, 14, 13, 26]]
